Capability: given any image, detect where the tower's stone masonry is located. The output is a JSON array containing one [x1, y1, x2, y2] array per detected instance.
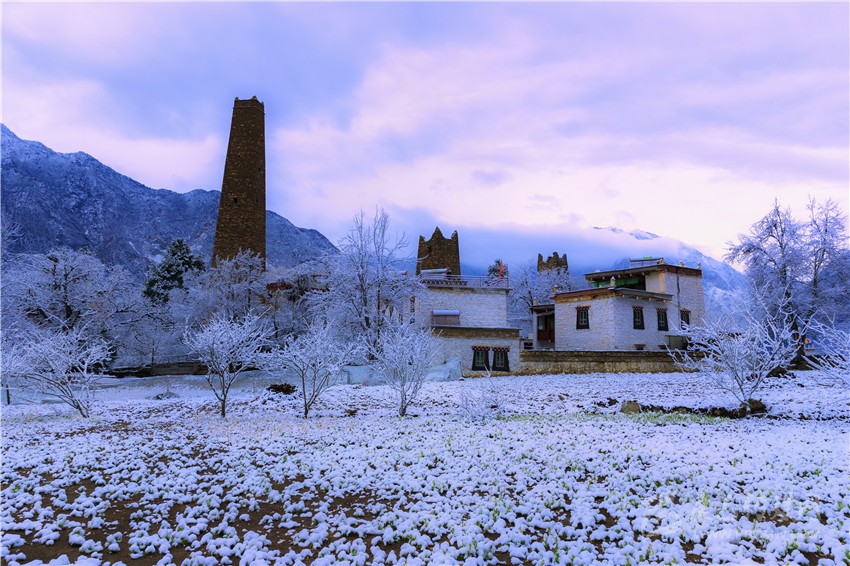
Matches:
[[416, 227, 460, 275], [538, 252, 569, 273], [213, 97, 266, 266]]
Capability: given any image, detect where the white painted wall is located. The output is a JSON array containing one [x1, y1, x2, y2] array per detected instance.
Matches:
[[415, 287, 509, 328]]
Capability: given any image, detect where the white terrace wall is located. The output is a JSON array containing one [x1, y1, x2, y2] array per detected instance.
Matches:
[[416, 287, 509, 329]]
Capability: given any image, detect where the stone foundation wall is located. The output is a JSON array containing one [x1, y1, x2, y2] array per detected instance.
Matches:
[[517, 350, 680, 374]]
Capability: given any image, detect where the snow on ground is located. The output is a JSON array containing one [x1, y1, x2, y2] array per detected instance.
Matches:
[[1, 371, 848, 565]]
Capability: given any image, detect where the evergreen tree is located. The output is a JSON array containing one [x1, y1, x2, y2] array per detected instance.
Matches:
[[144, 239, 205, 304]]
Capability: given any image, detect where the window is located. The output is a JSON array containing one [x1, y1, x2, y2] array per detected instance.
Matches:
[[657, 308, 668, 331], [633, 306, 645, 330], [492, 348, 510, 372], [576, 306, 590, 329], [680, 309, 691, 327], [472, 347, 490, 370]]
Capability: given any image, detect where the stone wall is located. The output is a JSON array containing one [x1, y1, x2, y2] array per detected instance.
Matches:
[[417, 227, 461, 275], [213, 97, 266, 265], [518, 350, 680, 374]]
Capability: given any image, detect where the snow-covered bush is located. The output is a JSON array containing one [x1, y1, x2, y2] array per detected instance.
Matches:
[[671, 307, 797, 413], [458, 368, 504, 420], [370, 321, 439, 417], [261, 322, 359, 418], [20, 329, 110, 418], [184, 314, 270, 418]]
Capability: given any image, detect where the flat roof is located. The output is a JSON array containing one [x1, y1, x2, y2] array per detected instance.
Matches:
[[554, 287, 672, 303], [584, 263, 702, 281]]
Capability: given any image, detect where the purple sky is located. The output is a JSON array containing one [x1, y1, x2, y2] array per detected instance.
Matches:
[[3, 2, 848, 270]]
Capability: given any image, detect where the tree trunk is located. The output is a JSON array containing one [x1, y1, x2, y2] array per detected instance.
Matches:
[[220, 397, 227, 418], [4, 383, 11, 405]]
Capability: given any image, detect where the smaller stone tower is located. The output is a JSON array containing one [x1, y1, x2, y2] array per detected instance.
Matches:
[[537, 252, 569, 273], [416, 227, 461, 275], [213, 96, 266, 267]]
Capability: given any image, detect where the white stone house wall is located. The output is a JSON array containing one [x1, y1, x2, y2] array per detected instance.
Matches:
[[415, 287, 509, 329], [432, 333, 520, 373], [555, 298, 616, 351], [555, 295, 687, 351], [657, 271, 706, 329], [609, 298, 673, 351]]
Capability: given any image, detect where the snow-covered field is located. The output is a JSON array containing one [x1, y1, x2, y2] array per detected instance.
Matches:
[[2, 371, 848, 565]]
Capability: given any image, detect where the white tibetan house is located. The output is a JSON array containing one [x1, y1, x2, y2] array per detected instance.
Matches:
[[414, 269, 520, 374], [532, 258, 705, 352]]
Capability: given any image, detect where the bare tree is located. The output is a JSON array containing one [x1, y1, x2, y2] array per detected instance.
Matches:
[[805, 320, 849, 387], [184, 314, 270, 418], [306, 209, 423, 357], [670, 298, 797, 413], [20, 329, 111, 418], [726, 198, 850, 358], [262, 322, 360, 418], [371, 320, 439, 417]]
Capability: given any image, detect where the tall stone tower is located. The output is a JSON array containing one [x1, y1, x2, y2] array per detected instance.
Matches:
[[213, 96, 266, 267], [416, 227, 461, 275]]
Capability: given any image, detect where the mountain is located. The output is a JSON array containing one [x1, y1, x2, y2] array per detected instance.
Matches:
[[0, 125, 336, 278]]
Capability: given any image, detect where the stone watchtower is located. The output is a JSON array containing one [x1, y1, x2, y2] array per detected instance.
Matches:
[[213, 97, 266, 267], [416, 227, 461, 275], [537, 252, 569, 273]]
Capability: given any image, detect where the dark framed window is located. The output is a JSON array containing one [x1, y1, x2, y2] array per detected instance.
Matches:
[[657, 308, 668, 331], [472, 347, 490, 370], [633, 306, 645, 330], [680, 309, 691, 327], [492, 348, 510, 372], [576, 306, 590, 329]]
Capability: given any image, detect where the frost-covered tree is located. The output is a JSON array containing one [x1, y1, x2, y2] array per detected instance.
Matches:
[[371, 320, 439, 417], [306, 209, 422, 356], [3, 248, 140, 341], [262, 321, 360, 418], [805, 320, 849, 387], [184, 313, 270, 418], [19, 328, 111, 418], [726, 198, 850, 356], [144, 239, 205, 305], [671, 295, 797, 413]]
